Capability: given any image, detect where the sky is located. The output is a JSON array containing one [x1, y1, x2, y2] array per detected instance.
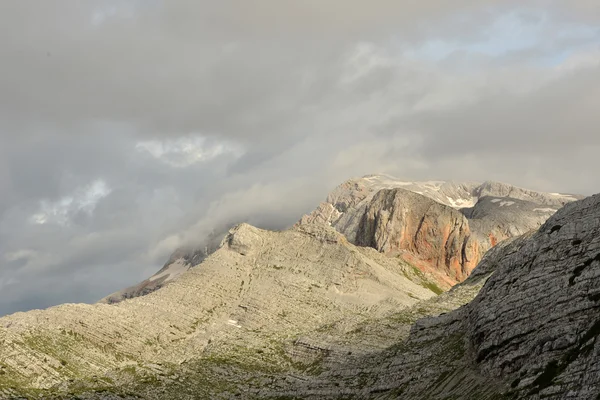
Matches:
[[0, 0, 599, 316]]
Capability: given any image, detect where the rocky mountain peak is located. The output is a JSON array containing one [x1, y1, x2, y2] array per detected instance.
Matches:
[[299, 174, 581, 288], [103, 175, 581, 306]]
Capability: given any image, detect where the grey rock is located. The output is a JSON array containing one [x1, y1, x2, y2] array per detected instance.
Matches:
[[0, 223, 442, 398], [263, 192, 600, 399], [104, 175, 579, 305], [300, 174, 581, 286], [474, 180, 584, 207]]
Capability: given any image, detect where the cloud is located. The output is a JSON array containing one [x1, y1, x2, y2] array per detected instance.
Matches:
[[0, 0, 599, 316], [135, 135, 244, 168], [29, 179, 112, 225]]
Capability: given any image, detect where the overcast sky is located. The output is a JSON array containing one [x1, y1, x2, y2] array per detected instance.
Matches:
[[0, 1, 599, 316]]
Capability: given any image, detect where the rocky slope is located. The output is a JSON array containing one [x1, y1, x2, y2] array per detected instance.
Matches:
[[300, 174, 582, 286], [3, 191, 599, 399], [260, 192, 600, 399], [99, 246, 211, 304], [0, 223, 443, 399]]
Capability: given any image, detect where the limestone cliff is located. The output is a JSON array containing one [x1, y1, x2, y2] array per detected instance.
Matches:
[[356, 188, 479, 282], [300, 174, 581, 286], [101, 175, 579, 306]]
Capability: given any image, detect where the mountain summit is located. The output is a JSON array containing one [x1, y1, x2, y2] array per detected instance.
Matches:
[[299, 175, 581, 286]]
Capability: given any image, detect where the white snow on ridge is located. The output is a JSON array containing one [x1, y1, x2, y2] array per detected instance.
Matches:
[[534, 208, 557, 213], [549, 192, 578, 200], [446, 196, 477, 209], [362, 176, 478, 209], [491, 199, 515, 207]]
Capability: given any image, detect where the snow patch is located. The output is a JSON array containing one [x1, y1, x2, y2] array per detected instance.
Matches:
[[491, 198, 515, 206], [423, 181, 444, 191], [446, 196, 477, 209], [549, 193, 578, 200], [534, 208, 556, 213]]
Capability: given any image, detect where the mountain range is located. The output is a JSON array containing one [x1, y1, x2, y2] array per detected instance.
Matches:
[[103, 175, 581, 303], [0, 175, 596, 400]]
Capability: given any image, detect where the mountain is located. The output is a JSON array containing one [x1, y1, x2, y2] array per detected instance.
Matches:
[[102, 175, 581, 306], [0, 175, 593, 399], [264, 192, 600, 399], [299, 174, 582, 286], [0, 223, 444, 399]]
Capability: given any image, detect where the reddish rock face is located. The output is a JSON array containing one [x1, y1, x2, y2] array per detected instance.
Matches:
[[356, 188, 483, 283], [298, 176, 581, 292]]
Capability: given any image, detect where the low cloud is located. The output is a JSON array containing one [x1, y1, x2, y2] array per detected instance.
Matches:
[[0, 0, 599, 315]]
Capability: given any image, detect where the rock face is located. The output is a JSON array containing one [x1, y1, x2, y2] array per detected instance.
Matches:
[[99, 247, 210, 304], [464, 195, 562, 260], [300, 174, 582, 286], [465, 194, 600, 398], [356, 188, 479, 282], [473, 180, 582, 207]]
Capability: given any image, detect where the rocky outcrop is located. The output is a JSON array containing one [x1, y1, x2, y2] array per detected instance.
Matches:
[[301, 175, 581, 238], [356, 188, 479, 282], [462, 195, 561, 260], [474, 180, 584, 207], [103, 175, 579, 305], [300, 174, 581, 286], [464, 193, 600, 398], [264, 192, 600, 400]]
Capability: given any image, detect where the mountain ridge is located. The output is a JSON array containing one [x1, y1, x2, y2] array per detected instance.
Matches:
[[299, 175, 582, 288], [101, 175, 581, 305]]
